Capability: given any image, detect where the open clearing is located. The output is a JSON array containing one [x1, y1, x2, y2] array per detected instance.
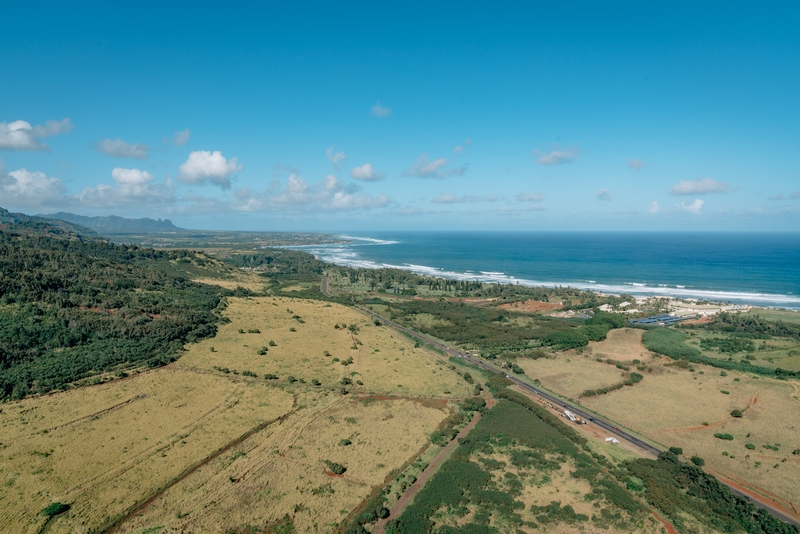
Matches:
[[0, 368, 294, 533], [116, 394, 449, 533], [518, 326, 800, 511], [0, 297, 470, 533], [180, 297, 472, 398], [498, 299, 562, 313], [517, 356, 633, 400]]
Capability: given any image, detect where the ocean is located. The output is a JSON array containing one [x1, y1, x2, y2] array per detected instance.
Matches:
[[297, 232, 800, 309]]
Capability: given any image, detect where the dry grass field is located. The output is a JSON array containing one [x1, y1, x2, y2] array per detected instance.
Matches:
[[179, 297, 472, 398], [115, 394, 450, 533], [520, 326, 800, 511], [584, 363, 800, 508], [0, 368, 294, 534], [589, 328, 652, 362], [0, 296, 469, 533], [516, 356, 630, 399]]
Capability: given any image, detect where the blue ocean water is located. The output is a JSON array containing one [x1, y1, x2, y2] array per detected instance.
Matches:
[[298, 232, 800, 309]]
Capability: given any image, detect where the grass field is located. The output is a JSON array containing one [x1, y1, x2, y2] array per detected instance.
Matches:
[[0, 368, 294, 533], [744, 307, 800, 325], [116, 394, 450, 533], [516, 355, 634, 400], [181, 297, 472, 398], [0, 296, 470, 533], [684, 330, 800, 372]]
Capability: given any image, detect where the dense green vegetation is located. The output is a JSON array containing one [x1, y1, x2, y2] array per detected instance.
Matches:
[[643, 328, 800, 379], [0, 217, 232, 400], [388, 375, 647, 533], [627, 451, 798, 533]]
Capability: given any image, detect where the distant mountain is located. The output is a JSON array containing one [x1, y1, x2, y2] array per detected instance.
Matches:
[[40, 212, 184, 233], [0, 207, 98, 237]]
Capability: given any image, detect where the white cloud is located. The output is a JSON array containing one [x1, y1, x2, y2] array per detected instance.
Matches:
[[78, 168, 175, 208], [628, 159, 645, 170], [648, 201, 660, 214], [532, 145, 580, 165], [768, 193, 784, 200], [431, 193, 500, 204], [596, 189, 612, 201], [678, 199, 704, 214], [211, 173, 390, 213], [404, 154, 467, 179], [325, 147, 346, 168], [370, 101, 392, 117], [515, 192, 543, 202], [350, 163, 385, 181], [178, 150, 242, 189], [670, 178, 729, 195], [0, 168, 68, 207], [791, 191, 800, 199], [453, 138, 472, 154], [0, 118, 74, 151], [163, 129, 191, 146], [95, 138, 149, 159]]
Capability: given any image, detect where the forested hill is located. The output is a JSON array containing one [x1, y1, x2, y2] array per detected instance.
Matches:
[[0, 207, 97, 237], [0, 209, 232, 400], [39, 211, 183, 234]]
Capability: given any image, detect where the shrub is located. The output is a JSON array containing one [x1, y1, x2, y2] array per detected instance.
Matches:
[[669, 447, 683, 455], [268, 340, 277, 346], [312, 379, 321, 386], [340, 439, 352, 446], [247, 328, 261, 334], [720, 390, 730, 395], [714, 433, 734, 441], [264, 373, 278, 380], [287, 376, 297, 383], [41, 502, 70, 517], [324, 460, 346, 474], [691, 456, 705, 467], [745, 443, 756, 450], [730, 409, 743, 418], [628, 372, 644, 384]]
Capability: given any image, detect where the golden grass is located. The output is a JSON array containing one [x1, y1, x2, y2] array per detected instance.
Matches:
[[194, 272, 268, 292], [0, 369, 294, 533], [588, 328, 653, 362], [0, 296, 469, 533], [179, 297, 472, 398], [516, 356, 627, 399], [583, 363, 800, 508], [114, 394, 450, 533]]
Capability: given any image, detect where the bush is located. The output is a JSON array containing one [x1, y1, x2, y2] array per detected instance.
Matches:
[[324, 460, 346, 474], [340, 439, 352, 446], [745, 443, 756, 450], [41, 502, 70, 517], [691, 456, 705, 467], [730, 409, 743, 418], [669, 447, 683, 455], [714, 433, 734, 441], [264, 373, 278, 380]]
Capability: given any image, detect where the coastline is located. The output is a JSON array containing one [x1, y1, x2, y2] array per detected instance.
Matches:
[[293, 233, 800, 310]]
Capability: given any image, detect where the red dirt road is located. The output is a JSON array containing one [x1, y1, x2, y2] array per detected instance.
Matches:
[[372, 389, 493, 534]]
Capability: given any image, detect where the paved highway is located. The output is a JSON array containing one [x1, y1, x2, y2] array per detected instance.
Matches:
[[351, 303, 800, 529]]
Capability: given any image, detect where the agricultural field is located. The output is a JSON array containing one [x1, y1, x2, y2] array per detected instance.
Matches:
[[744, 307, 800, 325], [0, 296, 471, 533]]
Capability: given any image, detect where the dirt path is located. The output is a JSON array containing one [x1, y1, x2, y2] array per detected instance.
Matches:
[[707, 467, 800, 524], [652, 512, 678, 534], [372, 390, 491, 534]]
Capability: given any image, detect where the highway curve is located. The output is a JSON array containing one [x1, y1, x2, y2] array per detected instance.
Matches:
[[352, 304, 800, 529]]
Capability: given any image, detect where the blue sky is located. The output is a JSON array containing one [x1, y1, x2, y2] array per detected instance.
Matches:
[[1, 2, 799, 231]]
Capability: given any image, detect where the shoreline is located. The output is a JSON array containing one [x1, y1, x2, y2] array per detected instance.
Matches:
[[296, 240, 800, 311]]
